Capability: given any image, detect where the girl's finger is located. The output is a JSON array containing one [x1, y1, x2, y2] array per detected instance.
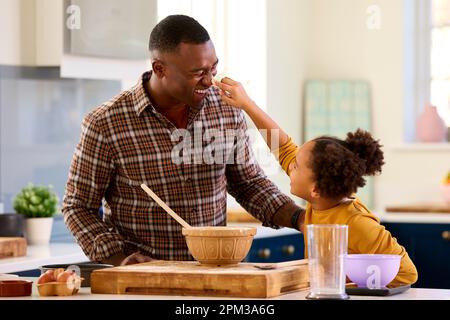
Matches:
[[213, 80, 233, 92], [216, 86, 232, 98], [221, 77, 238, 85], [219, 88, 233, 99]]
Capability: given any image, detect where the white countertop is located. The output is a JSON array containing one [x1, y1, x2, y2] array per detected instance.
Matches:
[[229, 222, 301, 238], [0, 243, 89, 274], [2, 282, 449, 300], [377, 211, 450, 224]]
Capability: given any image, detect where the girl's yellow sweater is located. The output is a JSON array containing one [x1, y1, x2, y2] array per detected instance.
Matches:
[[274, 138, 418, 286]]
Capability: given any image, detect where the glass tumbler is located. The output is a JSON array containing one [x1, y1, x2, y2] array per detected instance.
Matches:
[[306, 224, 349, 300]]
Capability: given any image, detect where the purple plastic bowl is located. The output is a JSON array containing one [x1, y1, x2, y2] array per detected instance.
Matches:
[[345, 254, 401, 288]]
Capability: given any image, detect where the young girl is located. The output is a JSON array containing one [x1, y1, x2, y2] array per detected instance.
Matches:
[[214, 77, 418, 286]]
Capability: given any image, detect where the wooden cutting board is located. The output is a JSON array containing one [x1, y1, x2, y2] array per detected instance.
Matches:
[[91, 260, 309, 298], [0, 237, 27, 259]]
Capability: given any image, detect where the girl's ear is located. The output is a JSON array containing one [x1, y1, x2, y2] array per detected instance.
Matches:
[[151, 59, 166, 78], [310, 184, 320, 199]]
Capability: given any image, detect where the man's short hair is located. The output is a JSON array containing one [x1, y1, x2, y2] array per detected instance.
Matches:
[[149, 15, 210, 53]]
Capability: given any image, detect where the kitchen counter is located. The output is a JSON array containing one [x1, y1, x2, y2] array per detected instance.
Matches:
[[229, 222, 301, 238], [0, 225, 298, 274], [1, 214, 446, 275], [2, 281, 449, 300], [0, 243, 89, 274], [377, 210, 450, 224]]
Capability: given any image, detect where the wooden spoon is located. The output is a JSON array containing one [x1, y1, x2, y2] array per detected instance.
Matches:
[[140, 183, 192, 229]]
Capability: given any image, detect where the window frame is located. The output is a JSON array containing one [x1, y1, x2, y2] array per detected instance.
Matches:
[[404, 0, 450, 143], [404, 0, 432, 143]]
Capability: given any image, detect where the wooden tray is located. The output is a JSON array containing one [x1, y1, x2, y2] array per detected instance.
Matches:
[[91, 260, 309, 298], [0, 237, 27, 259]]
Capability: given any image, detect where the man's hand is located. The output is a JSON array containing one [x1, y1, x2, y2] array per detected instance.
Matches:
[[273, 202, 305, 232], [297, 210, 306, 234], [120, 252, 154, 266]]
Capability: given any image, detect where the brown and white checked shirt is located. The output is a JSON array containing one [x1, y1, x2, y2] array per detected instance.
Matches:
[[62, 71, 294, 262]]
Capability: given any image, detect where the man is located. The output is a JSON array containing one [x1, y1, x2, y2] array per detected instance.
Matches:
[[62, 15, 304, 266]]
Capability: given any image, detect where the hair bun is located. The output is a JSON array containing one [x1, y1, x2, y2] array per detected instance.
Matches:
[[345, 129, 385, 175]]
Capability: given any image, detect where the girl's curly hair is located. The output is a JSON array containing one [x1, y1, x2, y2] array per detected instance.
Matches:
[[309, 129, 385, 199]]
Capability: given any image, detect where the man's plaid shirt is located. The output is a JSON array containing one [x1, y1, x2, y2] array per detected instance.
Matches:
[[62, 71, 293, 261]]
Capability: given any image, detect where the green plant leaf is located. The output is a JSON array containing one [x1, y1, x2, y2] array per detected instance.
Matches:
[[12, 183, 59, 218]]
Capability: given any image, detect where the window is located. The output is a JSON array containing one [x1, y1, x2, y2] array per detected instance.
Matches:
[[157, 0, 267, 111], [157, 1, 276, 179], [405, 0, 450, 142], [431, 0, 450, 126]]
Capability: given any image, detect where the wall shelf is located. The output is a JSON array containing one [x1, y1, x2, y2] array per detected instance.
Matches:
[[392, 143, 450, 152]]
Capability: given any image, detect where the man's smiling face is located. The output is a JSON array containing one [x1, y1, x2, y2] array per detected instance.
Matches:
[[158, 40, 219, 107]]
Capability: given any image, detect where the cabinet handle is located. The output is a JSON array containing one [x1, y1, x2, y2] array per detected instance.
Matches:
[[282, 245, 295, 256], [258, 248, 271, 259], [442, 231, 450, 241]]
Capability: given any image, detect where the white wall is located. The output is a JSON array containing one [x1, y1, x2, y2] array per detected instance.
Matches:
[[266, 0, 450, 209], [0, 0, 62, 66], [0, 0, 35, 65], [264, 0, 309, 201]]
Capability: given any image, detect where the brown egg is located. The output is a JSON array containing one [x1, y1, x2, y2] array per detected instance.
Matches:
[[56, 271, 81, 290], [53, 268, 66, 279], [37, 270, 55, 284]]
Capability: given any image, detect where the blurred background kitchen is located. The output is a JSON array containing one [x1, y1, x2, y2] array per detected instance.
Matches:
[[0, 0, 449, 288]]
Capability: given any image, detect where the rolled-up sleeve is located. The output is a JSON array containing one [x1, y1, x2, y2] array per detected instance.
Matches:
[[272, 137, 299, 176], [225, 111, 295, 228], [62, 111, 124, 261]]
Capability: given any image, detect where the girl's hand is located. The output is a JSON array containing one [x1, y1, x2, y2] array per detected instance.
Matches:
[[213, 77, 254, 111]]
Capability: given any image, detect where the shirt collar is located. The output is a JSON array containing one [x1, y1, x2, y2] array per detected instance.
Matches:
[[132, 70, 211, 117], [132, 71, 156, 117]]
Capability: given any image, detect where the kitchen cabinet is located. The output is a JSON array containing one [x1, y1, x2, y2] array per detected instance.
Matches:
[[382, 222, 450, 289], [63, 0, 156, 60], [60, 0, 156, 80], [0, 0, 156, 78], [0, 0, 62, 66], [246, 234, 305, 263]]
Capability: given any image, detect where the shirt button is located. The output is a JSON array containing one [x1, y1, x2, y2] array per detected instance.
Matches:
[[185, 177, 192, 183]]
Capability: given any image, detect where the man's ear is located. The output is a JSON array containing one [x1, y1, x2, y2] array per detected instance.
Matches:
[[151, 59, 165, 78]]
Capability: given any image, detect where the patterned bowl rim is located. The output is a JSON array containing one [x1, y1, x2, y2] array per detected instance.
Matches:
[[182, 226, 257, 237]]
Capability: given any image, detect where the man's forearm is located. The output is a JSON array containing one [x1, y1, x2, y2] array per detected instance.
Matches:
[[63, 201, 125, 262], [272, 202, 306, 231]]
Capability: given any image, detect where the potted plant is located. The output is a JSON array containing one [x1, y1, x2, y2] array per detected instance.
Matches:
[[13, 183, 59, 245]]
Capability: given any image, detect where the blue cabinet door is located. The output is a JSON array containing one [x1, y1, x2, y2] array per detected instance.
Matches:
[[245, 234, 305, 263], [382, 222, 450, 289]]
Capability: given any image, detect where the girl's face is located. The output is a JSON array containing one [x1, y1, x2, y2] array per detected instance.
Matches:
[[289, 141, 318, 201]]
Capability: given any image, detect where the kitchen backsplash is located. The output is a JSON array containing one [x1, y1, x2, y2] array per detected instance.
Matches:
[[0, 65, 121, 212]]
